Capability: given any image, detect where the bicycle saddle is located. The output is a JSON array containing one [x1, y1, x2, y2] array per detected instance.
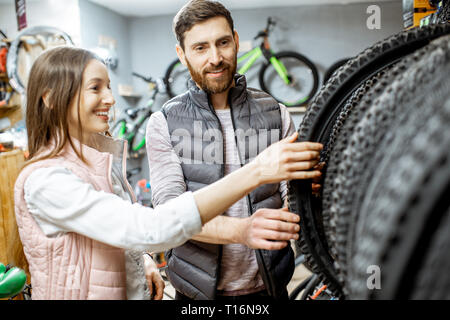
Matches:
[[0, 263, 27, 299], [126, 108, 139, 119]]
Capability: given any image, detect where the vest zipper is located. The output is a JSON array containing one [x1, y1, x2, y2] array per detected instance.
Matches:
[[227, 96, 274, 297], [206, 96, 224, 299]]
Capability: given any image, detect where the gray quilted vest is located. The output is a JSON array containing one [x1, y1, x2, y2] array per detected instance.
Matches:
[[161, 74, 294, 300]]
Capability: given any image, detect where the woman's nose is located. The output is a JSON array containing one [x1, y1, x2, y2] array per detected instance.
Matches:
[[103, 90, 115, 106]]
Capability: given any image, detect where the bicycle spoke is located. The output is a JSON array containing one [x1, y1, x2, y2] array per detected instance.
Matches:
[[165, 60, 191, 98], [260, 53, 319, 107]]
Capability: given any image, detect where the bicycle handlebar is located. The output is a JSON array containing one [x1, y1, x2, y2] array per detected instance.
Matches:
[[0, 263, 27, 299], [254, 17, 276, 40], [132, 72, 154, 84], [267, 17, 276, 28]]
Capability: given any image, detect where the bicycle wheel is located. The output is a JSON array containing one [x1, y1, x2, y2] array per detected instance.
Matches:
[[346, 36, 450, 300], [130, 117, 149, 157], [323, 58, 352, 83], [6, 25, 73, 95], [288, 23, 450, 299], [259, 51, 319, 107], [164, 58, 191, 98], [110, 119, 127, 139]]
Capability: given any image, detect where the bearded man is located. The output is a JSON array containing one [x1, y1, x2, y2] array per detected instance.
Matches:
[[145, 0, 321, 301]]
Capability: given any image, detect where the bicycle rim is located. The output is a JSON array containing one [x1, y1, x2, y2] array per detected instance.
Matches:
[[131, 117, 149, 154], [6, 25, 73, 95], [111, 119, 126, 139], [259, 52, 319, 107], [165, 59, 191, 98]]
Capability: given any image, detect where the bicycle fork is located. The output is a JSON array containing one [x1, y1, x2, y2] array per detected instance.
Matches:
[[237, 45, 291, 85]]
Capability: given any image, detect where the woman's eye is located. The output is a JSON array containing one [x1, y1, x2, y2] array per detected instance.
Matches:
[[90, 86, 98, 91]]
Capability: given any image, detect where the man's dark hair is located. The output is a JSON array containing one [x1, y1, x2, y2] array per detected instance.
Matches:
[[173, 0, 234, 50]]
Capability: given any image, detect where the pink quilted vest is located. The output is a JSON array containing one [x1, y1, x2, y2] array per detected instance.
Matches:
[[14, 134, 136, 299]]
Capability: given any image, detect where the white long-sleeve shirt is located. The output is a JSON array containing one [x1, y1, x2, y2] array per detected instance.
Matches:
[[23, 166, 202, 298]]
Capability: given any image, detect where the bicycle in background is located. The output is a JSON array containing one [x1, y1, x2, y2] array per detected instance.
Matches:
[[164, 17, 320, 107], [110, 72, 166, 159]]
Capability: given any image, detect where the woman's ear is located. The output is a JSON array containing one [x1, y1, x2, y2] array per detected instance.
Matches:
[[42, 90, 51, 108]]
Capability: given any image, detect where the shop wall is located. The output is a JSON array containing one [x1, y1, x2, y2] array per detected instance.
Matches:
[[78, 0, 134, 114], [0, 0, 135, 112], [0, 0, 81, 44], [126, 0, 402, 183], [127, 1, 402, 125]]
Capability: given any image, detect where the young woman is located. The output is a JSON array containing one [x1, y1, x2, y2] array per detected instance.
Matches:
[[13, 46, 322, 300]]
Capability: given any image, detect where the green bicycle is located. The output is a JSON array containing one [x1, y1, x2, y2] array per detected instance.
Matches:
[[164, 17, 319, 107], [110, 72, 164, 159]]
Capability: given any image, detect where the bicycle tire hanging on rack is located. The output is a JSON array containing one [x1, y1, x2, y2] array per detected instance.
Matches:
[[6, 25, 73, 96], [287, 23, 450, 299]]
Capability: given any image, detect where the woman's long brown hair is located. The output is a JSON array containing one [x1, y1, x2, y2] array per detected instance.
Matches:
[[9, 47, 104, 281], [25, 46, 102, 166]]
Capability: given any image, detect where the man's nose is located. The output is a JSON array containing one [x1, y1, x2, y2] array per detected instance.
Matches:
[[209, 47, 223, 66]]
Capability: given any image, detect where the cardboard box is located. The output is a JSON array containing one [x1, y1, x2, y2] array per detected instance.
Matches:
[[403, 0, 437, 29]]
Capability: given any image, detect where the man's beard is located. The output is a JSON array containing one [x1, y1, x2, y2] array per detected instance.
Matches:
[[186, 55, 237, 94]]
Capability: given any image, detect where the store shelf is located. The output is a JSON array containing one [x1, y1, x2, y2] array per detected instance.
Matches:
[[120, 93, 142, 98], [287, 106, 307, 113]]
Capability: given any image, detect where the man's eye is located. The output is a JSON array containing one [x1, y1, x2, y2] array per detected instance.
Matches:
[[220, 40, 228, 46], [90, 86, 98, 91], [195, 46, 204, 52]]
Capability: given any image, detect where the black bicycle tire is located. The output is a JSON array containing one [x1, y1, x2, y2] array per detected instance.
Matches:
[[326, 41, 435, 293], [297, 24, 450, 144], [322, 57, 352, 84], [340, 39, 442, 293], [258, 51, 319, 107], [346, 41, 450, 299], [410, 206, 450, 300], [437, 0, 450, 23], [319, 71, 387, 289], [164, 58, 190, 98], [287, 24, 450, 299], [350, 86, 450, 299]]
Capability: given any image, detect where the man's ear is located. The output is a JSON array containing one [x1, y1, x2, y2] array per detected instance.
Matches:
[[42, 90, 51, 109], [234, 30, 240, 53], [176, 44, 187, 67]]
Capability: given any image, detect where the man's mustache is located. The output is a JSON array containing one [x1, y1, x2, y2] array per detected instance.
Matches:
[[204, 62, 230, 73]]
